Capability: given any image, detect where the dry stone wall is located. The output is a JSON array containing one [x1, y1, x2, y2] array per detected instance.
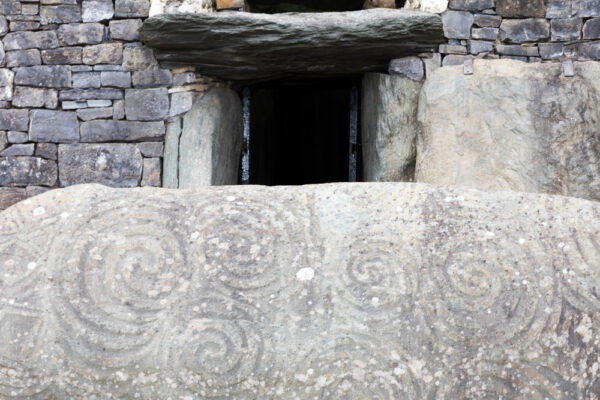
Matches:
[[1, 0, 600, 210]]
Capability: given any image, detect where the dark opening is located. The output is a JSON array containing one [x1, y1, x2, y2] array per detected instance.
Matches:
[[241, 78, 361, 186], [247, 0, 364, 13]]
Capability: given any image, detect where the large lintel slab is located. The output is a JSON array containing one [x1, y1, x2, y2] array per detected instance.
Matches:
[[140, 9, 444, 82]]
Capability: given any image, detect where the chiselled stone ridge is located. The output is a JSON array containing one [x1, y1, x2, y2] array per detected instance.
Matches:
[[140, 9, 444, 81], [1, 183, 600, 398]]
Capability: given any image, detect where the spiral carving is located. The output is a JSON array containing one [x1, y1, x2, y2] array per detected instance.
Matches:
[[165, 295, 271, 398], [290, 335, 422, 399], [48, 203, 191, 378], [419, 239, 558, 353]]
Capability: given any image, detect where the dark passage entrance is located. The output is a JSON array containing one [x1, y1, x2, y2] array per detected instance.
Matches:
[[243, 79, 360, 186], [247, 0, 364, 13]]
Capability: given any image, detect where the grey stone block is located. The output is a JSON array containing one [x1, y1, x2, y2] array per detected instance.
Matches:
[[14, 66, 71, 88], [448, 0, 494, 11], [113, 99, 125, 119], [72, 71, 101, 88], [12, 87, 58, 109], [539, 42, 564, 59], [141, 157, 161, 186], [0, 187, 26, 210], [0, 16, 7, 37], [80, 120, 164, 142], [9, 21, 41, 32], [171, 72, 197, 87], [62, 101, 87, 109], [137, 141, 163, 157], [87, 99, 112, 107], [7, 131, 28, 143], [41, 47, 82, 64], [109, 19, 142, 41], [0, 156, 57, 186], [82, 0, 114, 22], [388, 57, 424, 81], [58, 143, 142, 187], [0, 0, 21, 14], [471, 27, 498, 40], [497, 0, 546, 17], [575, 41, 600, 60], [469, 40, 494, 54], [0, 131, 6, 151], [439, 44, 468, 54], [0, 42, 4, 67], [3, 31, 59, 50], [6, 49, 41, 67], [496, 44, 540, 57], [125, 88, 169, 121], [442, 54, 474, 66], [131, 66, 172, 87], [59, 88, 123, 100], [100, 71, 131, 88], [0, 109, 29, 131], [115, 0, 149, 17], [500, 19, 550, 43], [29, 110, 79, 143], [77, 107, 113, 121], [584, 18, 600, 39], [546, 0, 574, 18], [121, 44, 156, 71], [35, 142, 58, 160], [57, 23, 104, 46], [442, 10, 474, 40], [40, 5, 82, 24], [0, 68, 13, 101], [551, 17, 583, 41], [82, 43, 123, 65], [1, 144, 35, 156], [169, 91, 193, 117], [577, 0, 600, 17]]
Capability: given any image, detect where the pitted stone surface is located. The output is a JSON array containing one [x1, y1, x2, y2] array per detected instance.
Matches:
[[1, 182, 600, 398]]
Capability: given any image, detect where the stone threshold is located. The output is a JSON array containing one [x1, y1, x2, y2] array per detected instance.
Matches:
[[140, 8, 444, 82]]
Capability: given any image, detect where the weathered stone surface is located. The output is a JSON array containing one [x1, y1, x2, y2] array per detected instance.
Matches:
[[169, 91, 193, 117], [57, 23, 105, 46], [9, 21, 41, 32], [417, 60, 600, 201], [82, 43, 123, 65], [448, 0, 493, 11], [137, 141, 163, 157], [14, 66, 71, 88], [7, 131, 27, 144], [109, 18, 142, 41], [0, 42, 4, 67], [115, 0, 150, 17], [6, 49, 40, 67], [468, 39, 494, 54], [0, 16, 7, 37], [584, 18, 600, 39], [0, 187, 26, 210], [0, 156, 57, 186], [125, 88, 169, 120], [578, 0, 600, 17], [3, 31, 58, 51], [497, 0, 546, 17], [72, 71, 101, 88], [141, 9, 444, 81], [76, 106, 113, 121], [58, 143, 142, 187], [0, 68, 14, 101], [141, 157, 161, 186], [121, 44, 156, 72], [162, 117, 180, 188], [41, 47, 82, 64], [551, 17, 583, 41], [40, 5, 82, 24], [500, 19, 550, 43], [29, 110, 79, 143], [131, 66, 172, 87], [59, 88, 122, 100], [171, 87, 243, 187], [473, 13, 501, 27], [388, 57, 424, 81], [361, 73, 421, 182], [471, 27, 498, 40], [0, 109, 29, 131], [80, 120, 164, 142], [12, 87, 58, 108], [100, 71, 131, 88], [2, 181, 600, 398], [82, 0, 114, 22], [442, 10, 474, 39], [35, 142, 58, 160], [539, 42, 564, 59], [1, 143, 35, 156]]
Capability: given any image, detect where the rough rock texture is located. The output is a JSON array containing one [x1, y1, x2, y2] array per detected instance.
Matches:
[[416, 59, 600, 201], [361, 73, 421, 182], [1, 182, 600, 398], [164, 87, 242, 188], [140, 9, 444, 81]]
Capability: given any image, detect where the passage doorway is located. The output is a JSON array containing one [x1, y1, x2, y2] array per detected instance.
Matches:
[[241, 79, 361, 186]]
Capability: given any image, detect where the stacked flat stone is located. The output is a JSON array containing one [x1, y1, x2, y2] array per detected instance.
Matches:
[[437, 0, 600, 67], [0, 0, 211, 209]]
